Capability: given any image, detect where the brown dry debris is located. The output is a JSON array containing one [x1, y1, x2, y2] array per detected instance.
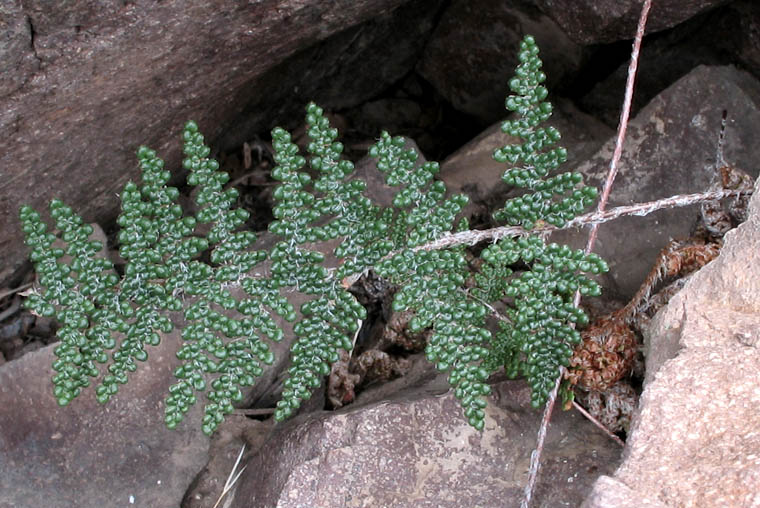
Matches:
[[567, 154, 753, 397], [566, 309, 637, 392], [566, 236, 722, 394]]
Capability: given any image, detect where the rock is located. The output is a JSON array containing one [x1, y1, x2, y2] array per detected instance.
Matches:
[[530, 0, 727, 44], [0, 328, 209, 508], [711, 0, 760, 82], [583, 176, 760, 507], [215, 0, 445, 153], [576, 65, 760, 299], [581, 1, 760, 127], [583, 476, 667, 508], [0, 2, 40, 98], [416, 0, 582, 123], [0, 0, 413, 286], [183, 417, 274, 508], [229, 379, 622, 507]]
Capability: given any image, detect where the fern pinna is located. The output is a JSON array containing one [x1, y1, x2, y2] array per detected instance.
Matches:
[[19, 35, 606, 434]]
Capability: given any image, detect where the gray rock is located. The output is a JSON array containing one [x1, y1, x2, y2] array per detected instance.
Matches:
[[715, 0, 760, 82], [581, 0, 760, 127], [416, 0, 582, 123], [529, 0, 728, 44], [583, 175, 760, 507], [583, 476, 667, 508], [577, 65, 760, 299], [0, 0, 413, 286], [215, 0, 445, 153], [0, 328, 208, 508], [229, 380, 622, 507]]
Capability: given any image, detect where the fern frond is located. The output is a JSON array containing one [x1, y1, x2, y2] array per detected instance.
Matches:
[[367, 133, 494, 428], [165, 122, 291, 435], [492, 35, 597, 229], [20, 202, 119, 406], [479, 237, 607, 407], [20, 34, 610, 436], [377, 248, 492, 429], [268, 105, 376, 421]]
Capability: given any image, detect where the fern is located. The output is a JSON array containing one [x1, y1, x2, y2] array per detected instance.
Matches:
[[493, 36, 597, 229], [19, 35, 607, 434]]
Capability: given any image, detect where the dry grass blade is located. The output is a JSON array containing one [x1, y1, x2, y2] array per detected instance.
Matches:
[[212, 444, 247, 508]]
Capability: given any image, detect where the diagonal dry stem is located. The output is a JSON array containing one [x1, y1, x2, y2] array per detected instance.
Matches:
[[521, 1, 653, 506]]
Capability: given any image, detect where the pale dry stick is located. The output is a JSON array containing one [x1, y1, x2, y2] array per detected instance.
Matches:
[[521, 1, 653, 507], [0, 282, 33, 303], [413, 188, 750, 253], [565, 189, 752, 227], [340, 187, 751, 290]]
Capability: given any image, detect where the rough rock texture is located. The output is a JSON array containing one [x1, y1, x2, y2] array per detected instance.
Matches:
[[215, 0, 445, 153], [576, 64, 760, 298], [417, 0, 582, 123], [0, 326, 208, 508], [183, 417, 274, 508], [714, 0, 760, 81], [229, 379, 622, 507], [581, 0, 760, 127], [0, 0, 414, 285], [583, 176, 760, 507], [530, 0, 729, 44]]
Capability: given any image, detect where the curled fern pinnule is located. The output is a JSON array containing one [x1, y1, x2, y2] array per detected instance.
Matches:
[[269, 127, 315, 244]]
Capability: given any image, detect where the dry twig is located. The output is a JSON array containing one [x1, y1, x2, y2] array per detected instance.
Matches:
[[572, 400, 625, 447], [0, 283, 33, 303], [414, 188, 749, 252]]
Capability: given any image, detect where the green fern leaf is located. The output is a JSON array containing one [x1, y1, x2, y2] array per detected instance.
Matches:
[[493, 35, 598, 229]]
